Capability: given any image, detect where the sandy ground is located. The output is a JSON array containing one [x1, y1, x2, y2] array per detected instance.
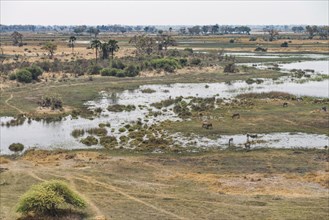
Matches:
[[1, 149, 328, 219]]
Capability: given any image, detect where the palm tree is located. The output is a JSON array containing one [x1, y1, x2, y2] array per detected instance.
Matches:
[[90, 39, 102, 63], [100, 42, 109, 59], [69, 36, 77, 53], [107, 39, 119, 59]]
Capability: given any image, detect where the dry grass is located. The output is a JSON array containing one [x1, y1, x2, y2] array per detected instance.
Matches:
[[1, 149, 328, 219]]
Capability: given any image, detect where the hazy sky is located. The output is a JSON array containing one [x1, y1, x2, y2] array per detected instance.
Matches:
[[1, 0, 328, 25]]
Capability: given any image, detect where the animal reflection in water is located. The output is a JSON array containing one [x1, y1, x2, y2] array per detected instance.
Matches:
[[227, 133, 261, 150]]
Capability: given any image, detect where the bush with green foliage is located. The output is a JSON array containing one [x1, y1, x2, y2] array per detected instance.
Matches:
[[9, 143, 24, 152], [16, 180, 86, 217], [116, 71, 126, 77], [249, 36, 257, 41], [111, 59, 125, 69], [38, 96, 63, 110], [179, 58, 188, 67], [190, 58, 201, 66], [124, 64, 139, 77], [184, 48, 193, 54], [224, 63, 239, 73], [281, 42, 289, 47], [25, 65, 43, 80], [9, 73, 16, 80], [150, 58, 180, 71], [16, 69, 32, 83], [81, 136, 98, 146], [88, 65, 102, 75]]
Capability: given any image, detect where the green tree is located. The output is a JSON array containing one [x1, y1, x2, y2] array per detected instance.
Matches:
[[317, 26, 329, 39], [90, 39, 102, 63], [305, 25, 318, 39], [41, 42, 57, 59], [107, 39, 120, 59], [16, 180, 86, 217], [129, 35, 156, 56], [87, 27, 100, 38], [267, 28, 279, 41], [11, 31, 23, 46], [69, 36, 77, 53]]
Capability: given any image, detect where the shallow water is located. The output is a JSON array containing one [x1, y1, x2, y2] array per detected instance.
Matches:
[[226, 52, 329, 60], [1, 57, 329, 154], [244, 60, 329, 75], [172, 132, 329, 149]]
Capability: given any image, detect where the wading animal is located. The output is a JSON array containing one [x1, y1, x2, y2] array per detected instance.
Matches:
[[244, 142, 251, 150], [247, 134, 258, 138], [202, 121, 213, 129], [283, 102, 288, 107], [232, 113, 240, 119], [228, 138, 234, 147]]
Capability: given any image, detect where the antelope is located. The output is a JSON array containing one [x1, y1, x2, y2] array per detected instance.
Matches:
[[321, 106, 327, 112], [244, 142, 251, 150], [228, 138, 234, 147], [283, 102, 288, 107], [202, 121, 213, 129], [232, 113, 240, 119], [247, 134, 258, 138]]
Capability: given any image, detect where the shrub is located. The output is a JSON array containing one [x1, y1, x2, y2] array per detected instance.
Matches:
[[116, 71, 125, 77], [38, 96, 63, 110], [118, 127, 126, 133], [150, 58, 180, 70], [16, 69, 32, 83], [100, 68, 111, 76], [81, 136, 98, 146], [141, 88, 156, 93], [163, 64, 175, 73], [86, 127, 107, 136], [16, 180, 86, 217], [184, 48, 193, 54], [281, 42, 289, 47], [71, 129, 85, 138], [190, 58, 201, 66], [179, 58, 188, 67], [88, 65, 102, 75], [224, 63, 239, 73], [9, 73, 16, 80], [111, 59, 125, 69], [124, 64, 139, 77], [107, 104, 136, 112], [100, 136, 118, 148], [26, 65, 43, 80], [229, 39, 235, 43], [255, 46, 267, 52], [249, 36, 257, 41], [9, 143, 24, 152]]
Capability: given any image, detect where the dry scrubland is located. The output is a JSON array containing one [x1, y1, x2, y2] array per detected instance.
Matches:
[[0, 149, 328, 219], [0, 32, 329, 219]]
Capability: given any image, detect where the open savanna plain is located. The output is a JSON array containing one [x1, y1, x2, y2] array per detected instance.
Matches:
[[1, 148, 328, 220]]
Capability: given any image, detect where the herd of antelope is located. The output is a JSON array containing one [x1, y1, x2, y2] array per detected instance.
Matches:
[[201, 100, 327, 150]]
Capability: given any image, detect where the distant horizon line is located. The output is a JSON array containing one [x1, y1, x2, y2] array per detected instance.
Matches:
[[0, 24, 322, 26]]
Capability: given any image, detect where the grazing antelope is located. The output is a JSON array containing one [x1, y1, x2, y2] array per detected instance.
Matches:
[[321, 106, 327, 112], [232, 113, 240, 119], [247, 134, 258, 138], [202, 121, 213, 129], [244, 142, 251, 150], [283, 102, 288, 107], [228, 138, 234, 147]]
